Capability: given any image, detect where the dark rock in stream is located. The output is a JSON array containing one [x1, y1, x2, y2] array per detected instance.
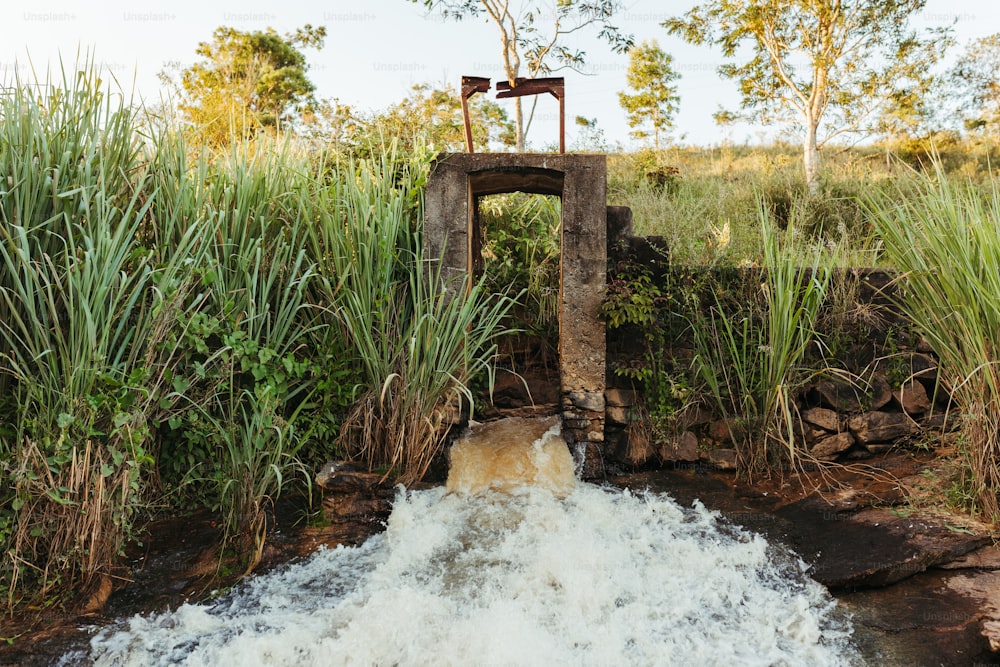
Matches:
[[772, 502, 990, 588]]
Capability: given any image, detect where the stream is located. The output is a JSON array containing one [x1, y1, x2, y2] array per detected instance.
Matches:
[[59, 418, 860, 666]]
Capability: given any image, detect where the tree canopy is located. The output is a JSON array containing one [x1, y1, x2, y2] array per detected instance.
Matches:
[[164, 24, 326, 145], [373, 82, 517, 151], [617, 40, 680, 149], [664, 0, 946, 191], [950, 33, 1000, 138]]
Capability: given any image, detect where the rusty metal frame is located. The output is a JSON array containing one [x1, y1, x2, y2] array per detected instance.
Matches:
[[460, 75, 565, 154], [460, 76, 491, 153]]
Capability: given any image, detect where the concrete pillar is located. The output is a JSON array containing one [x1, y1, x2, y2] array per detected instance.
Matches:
[[423, 153, 607, 474]]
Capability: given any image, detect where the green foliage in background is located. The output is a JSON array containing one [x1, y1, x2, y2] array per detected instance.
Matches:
[[161, 24, 326, 145], [478, 192, 561, 367], [618, 40, 680, 149]]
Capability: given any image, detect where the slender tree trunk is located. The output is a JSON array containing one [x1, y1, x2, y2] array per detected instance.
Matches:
[[803, 117, 820, 195], [514, 97, 525, 152]]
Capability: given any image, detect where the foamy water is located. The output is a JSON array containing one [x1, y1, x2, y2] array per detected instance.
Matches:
[[83, 483, 859, 666]]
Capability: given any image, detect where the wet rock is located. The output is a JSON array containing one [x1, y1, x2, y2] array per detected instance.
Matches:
[[896, 379, 932, 415], [604, 388, 638, 408], [848, 411, 918, 444], [811, 432, 855, 460], [801, 424, 828, 444], [659, 430, 699, 463], [703, 447, 737, 471], [708, 419, 734, 444], [802, 407, 840, 432], [674, 404, 714, 430], [322, 493, 393, 521], [569, 390, 605, 413], [866, 374, 894, 410], [922, 412, 958, 432], [606, 405, 629, 426], [317, 462, 397, 521], [944, 572, 1000, 653], [839, 568, 1000, 666], [316, 462, 381, 492], [810, 379, 866, 413], [774, 505, 991, 588], [937, 544, 1000, 570], [577, 441, 606, 481], [908, 352, 939, 382]]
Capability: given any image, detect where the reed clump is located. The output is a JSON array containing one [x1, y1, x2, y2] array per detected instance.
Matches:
[[308, 146, 518, 485], [868, 169, 1000, 520], [689, 205, 832, 480]]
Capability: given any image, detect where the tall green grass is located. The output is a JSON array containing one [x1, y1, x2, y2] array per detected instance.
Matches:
[[869, 170, 1000, 520], [0, 64, 215, 605], [690, 204, 831, 479], [308, 144, 518, 484], [608, 146, 892, 267], [1, 64, 510, 604]]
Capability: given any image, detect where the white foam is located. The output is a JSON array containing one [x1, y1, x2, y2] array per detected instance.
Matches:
[[87, 484, 858, 666]]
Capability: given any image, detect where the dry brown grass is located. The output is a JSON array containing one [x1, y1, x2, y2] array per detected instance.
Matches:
[[8, 438, 141, 608]]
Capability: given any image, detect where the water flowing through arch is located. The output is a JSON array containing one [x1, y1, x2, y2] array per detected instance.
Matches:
[[424, 153, 607, 467]]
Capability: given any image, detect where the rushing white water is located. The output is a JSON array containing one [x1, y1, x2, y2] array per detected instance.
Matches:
[[84, 485, 859, 666]]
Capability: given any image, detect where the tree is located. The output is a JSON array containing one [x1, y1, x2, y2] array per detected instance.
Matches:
[[950, 33, 1000, 138], [162, 24, 326, 144], [617, 40, 680, 149], [414, 1, 632, 151], [377, 82, 517, 151], [573, 115, 607, 151], [663, 1, 947, 192]]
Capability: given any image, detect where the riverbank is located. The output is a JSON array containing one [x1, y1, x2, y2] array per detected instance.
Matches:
[[2, 449, 997, 666]]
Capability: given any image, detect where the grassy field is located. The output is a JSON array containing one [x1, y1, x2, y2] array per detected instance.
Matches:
[[608, 141, 1000, 267]]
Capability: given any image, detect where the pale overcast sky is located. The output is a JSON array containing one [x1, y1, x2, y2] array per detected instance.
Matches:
[[1, 0, 995, 148]]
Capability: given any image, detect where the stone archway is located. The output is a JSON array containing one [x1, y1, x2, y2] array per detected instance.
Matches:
[[424, 153, 606, 463]]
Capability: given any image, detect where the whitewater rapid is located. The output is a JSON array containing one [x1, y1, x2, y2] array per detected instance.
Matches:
[[83, 483, 859, 666]]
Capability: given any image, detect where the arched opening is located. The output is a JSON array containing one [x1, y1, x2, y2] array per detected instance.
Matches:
[[467, 166, 565, 416], [474, 191, 562, 411], [423, 153, 606, 458]]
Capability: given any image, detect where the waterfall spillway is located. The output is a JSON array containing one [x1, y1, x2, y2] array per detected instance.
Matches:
[[83, 417, 858, 666], [445, 415, 575, 497]]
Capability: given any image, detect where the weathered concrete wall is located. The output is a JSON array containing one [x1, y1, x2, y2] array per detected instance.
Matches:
[[424, 153, 607, 464]]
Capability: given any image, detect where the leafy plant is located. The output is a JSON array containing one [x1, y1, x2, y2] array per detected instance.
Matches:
[[200, 383, 309, 574], [690, 202, 831, 479]]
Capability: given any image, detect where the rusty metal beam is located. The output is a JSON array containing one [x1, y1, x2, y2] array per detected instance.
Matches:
[[461, 76, 566, 154], [461, 76, 491, 153], [496, 77, 565, 153]]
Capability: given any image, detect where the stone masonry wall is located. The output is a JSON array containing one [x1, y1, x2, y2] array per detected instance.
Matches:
[[603, 207, 950, 474]]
